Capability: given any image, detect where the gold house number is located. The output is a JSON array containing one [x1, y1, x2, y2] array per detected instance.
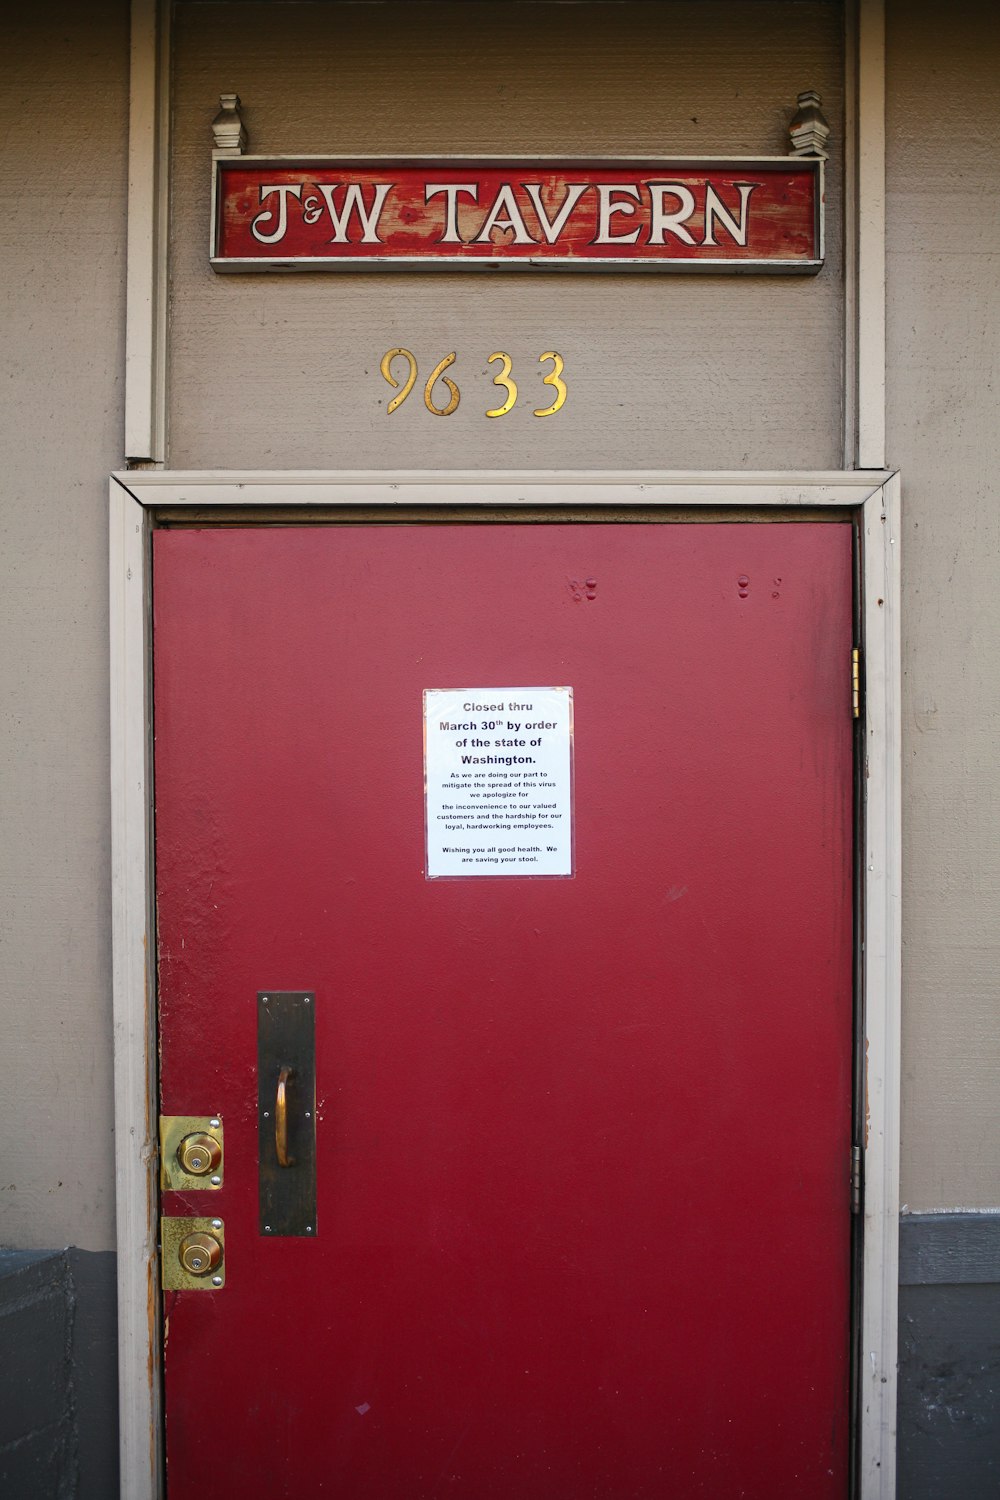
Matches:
[[379, 349, 567, 418]]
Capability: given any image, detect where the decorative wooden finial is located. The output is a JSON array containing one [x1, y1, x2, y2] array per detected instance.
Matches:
[[788, 90, 830, 158], [212, 93, 247, 157]]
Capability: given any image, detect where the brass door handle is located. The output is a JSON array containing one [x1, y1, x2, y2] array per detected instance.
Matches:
[[275, 1065, 295, 1167]]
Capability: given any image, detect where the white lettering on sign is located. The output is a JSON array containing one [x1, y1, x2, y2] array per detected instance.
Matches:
[[703, 182, 755, 247], [250, 183, 303, 244], [424, 183, 479, 241], [252, 181, 394, 245], [316, 182, 393, 243], [595, 184, 643, 244], [247, 180, 762, 249], [522, 182, 590, 243], [424, 687, 574, 878], [472, 184, 535, 245], [648, 184, 697, 246]]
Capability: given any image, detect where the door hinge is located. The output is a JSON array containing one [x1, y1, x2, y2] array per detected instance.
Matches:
[[850, 1145, 863, 1214], [851, 648, 862, 720]]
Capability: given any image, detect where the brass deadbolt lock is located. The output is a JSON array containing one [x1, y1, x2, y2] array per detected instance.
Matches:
[[178, 1230, 223, 1277], [159, 1117, 224, 1190], [161, 1216, 226, 1290], [177, 1132, 222, 1177]]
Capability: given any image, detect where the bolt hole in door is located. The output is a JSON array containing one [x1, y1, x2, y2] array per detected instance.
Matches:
[[154, 523, 853, 1497]]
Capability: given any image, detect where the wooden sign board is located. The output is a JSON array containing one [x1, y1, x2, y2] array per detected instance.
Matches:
[[211, 158, 823, 273]]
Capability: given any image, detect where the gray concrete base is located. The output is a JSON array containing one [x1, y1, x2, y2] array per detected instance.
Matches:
[[0, 1248, 118, 1499], [2, 1220, 998, 1498], [898, 1214, 1000, 1500]]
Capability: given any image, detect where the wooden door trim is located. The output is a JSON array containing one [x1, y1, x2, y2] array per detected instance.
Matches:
[[110, 469, 901, 1499]]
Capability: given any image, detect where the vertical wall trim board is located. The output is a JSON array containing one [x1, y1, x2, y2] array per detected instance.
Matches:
[[843, 0, 859, 468], [125, 0, 169, 463], [855, 12, 895, 1484], [109, 480, 160, 1500], [857, 0, 887, 467], [153, 0, 171, 461], [860, 474, 902, 1498]]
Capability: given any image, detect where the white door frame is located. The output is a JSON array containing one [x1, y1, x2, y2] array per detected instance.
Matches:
[[110, 466, 901, 1499]]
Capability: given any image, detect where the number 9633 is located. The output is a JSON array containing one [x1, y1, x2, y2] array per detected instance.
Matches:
[[379, 349, 567, 418]]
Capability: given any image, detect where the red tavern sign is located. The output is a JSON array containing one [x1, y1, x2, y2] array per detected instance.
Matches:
[[211, 157, 824, 273]]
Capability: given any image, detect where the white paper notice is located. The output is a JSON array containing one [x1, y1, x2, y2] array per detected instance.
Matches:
[[424, 687, 574, 877]]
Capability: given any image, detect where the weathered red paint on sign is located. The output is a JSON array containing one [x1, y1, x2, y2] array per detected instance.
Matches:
[[155, 522, 852, 1497], [213, 159, 823, 270]]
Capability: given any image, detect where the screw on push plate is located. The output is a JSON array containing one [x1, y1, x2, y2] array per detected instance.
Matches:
[[265, 1225, 271, 1232], [263, 1110, 270, 1118], [211, 1219, 222, 1230], [210, 1175, 221, 1185], [212, 1275, 223, 1286], [209, 1118, 221, 1129]]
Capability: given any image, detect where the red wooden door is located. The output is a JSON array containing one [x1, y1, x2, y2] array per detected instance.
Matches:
[[154, 522, 854, 1498]]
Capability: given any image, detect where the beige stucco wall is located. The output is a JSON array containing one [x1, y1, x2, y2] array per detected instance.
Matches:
[[1, 0, 998, 1258], [887, 0, 1000, 1210], [168, 1, 845, 469], [0, 2, 129, 1251]]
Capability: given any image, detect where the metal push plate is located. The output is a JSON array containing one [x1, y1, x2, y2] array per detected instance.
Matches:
[[258, 990, 317, 1237]]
